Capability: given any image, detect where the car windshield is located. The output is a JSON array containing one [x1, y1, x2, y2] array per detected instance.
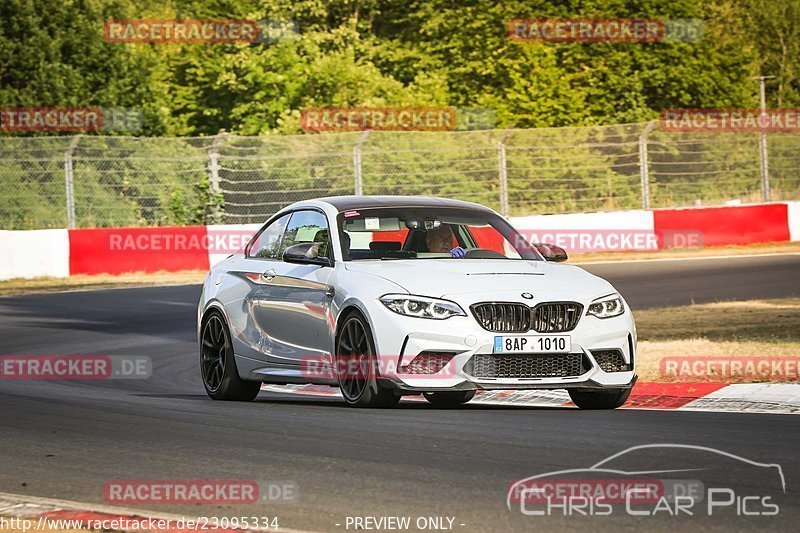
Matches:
[[336, 207, 542, 261]]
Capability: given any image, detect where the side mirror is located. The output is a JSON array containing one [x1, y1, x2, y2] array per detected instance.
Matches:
[[283, 242, 332, 267], [533, 243, 568, 262]]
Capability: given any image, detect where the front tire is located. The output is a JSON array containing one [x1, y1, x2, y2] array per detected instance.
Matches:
[[568, 388, 631, 410], [200, 311, 261, 401], [423, 391, 476, 407], [336, 312, 399, 408]]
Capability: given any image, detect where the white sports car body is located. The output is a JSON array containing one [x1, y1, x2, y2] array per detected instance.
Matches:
[[198, 196, 637, 408]]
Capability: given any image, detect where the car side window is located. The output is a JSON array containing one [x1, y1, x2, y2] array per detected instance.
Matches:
[[246, 213, 291, 259], [278, 210, 330, 260]]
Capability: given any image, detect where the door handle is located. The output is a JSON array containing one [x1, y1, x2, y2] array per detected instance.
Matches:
[[262, 268, 277, 281]]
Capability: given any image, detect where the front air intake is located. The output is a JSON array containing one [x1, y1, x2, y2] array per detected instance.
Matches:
[[465, 353, 590, 379], [400, 352, 455, 375], [592, 349, 632, 373], [531, 302, 583, 333], [470, 303, 530, 333]]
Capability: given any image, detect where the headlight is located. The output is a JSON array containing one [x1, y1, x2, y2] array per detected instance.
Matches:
[[380, 294, 466, 320], [587, 294, 625, 319]]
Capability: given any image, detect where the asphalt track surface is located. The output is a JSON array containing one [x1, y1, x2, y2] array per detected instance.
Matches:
[[1, 254, 799, 531]]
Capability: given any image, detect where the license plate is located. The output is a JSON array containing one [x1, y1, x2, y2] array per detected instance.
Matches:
[[493, 335, 571, 354]]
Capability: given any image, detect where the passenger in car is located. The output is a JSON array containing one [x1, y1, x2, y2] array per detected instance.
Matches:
[[340, 231, 351, 259], [313, 229, 329, 258]]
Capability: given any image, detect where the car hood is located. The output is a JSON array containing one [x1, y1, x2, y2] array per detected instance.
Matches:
[[343, 259, 615, 301]]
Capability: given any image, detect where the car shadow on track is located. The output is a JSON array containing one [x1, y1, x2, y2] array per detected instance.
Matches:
[[253, 394, 572, 410], [135, 392, 576, 410]]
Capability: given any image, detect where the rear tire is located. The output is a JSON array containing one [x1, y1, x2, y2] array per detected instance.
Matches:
[[568, 388, 631, 410], [336, 311, 400, 408], [200, 311, 261, 401], [423, 391, 476, 408]]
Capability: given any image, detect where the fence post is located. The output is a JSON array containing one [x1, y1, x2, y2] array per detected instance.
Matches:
[[64, 134, 82, 229], [353, 131, 370, 195], [755, 75, 774, 201], [639, 120, 656, 210], [207, 130, 227, 194], [207, 131, 227, 222], [759, 132, 771, 201], [498, 129, 513, 217]]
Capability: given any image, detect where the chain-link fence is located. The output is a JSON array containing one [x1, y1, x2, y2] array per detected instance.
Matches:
[[1, 122, 798, 229]]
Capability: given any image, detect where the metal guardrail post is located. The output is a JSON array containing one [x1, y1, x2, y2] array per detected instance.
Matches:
[[639, 120, 657, 209], [64, 134, 82, 229], [498, 129, 513, 217], [353, 131, 371, 195]]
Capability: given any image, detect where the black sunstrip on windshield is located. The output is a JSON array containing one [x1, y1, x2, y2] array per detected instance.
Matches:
[[336, 207, 542, 261]]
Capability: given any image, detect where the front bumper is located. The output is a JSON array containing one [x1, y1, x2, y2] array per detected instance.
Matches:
[[370, 303, 637, 393], [379, 375, 638, 392]]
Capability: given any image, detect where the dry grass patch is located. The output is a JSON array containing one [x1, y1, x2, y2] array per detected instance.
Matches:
[[636, 339, 800, 382], [0, 270, 206, 296], [634, 298, 800, 382], [635, 298, 800, 342]]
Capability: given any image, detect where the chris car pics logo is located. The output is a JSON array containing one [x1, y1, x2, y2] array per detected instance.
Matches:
[[508, 444, 785, 518]]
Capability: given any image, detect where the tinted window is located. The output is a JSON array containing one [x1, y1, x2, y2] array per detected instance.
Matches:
[[337, 207, 540, 261], [247, 213, 291, 259], [278, 210, 330, 259]]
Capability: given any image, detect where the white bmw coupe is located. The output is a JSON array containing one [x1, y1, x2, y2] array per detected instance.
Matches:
[[198, 196, 636, 408]]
